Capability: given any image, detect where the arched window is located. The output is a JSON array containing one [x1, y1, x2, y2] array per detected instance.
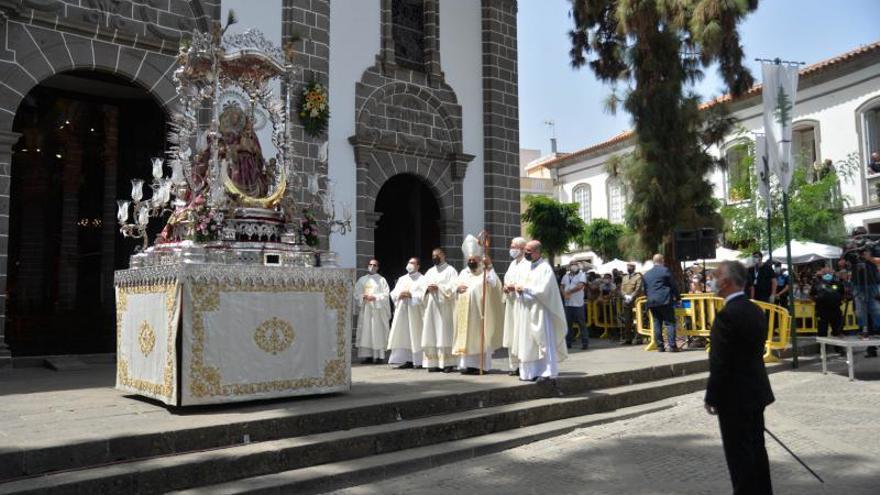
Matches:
[[857, 97, 880, 204], [573, 184, 591, 223], [792, 121, 820, 172], [607, 177, 626, 224], [724, 140, 751, 202]]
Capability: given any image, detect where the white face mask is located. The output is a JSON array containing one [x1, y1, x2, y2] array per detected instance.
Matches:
[[509, 248, 521, 259], [367, 265, 377, 274], [405, 263, 416, 274]]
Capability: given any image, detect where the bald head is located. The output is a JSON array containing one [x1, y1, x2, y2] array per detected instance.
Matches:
[[524, 240, 542, 262], [652, 253, 664, 265]]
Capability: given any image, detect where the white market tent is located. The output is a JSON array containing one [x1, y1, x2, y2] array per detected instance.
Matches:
[[596, 258, 634, 275], [769, 240, 842, 264], [685, 247, 744, 268]]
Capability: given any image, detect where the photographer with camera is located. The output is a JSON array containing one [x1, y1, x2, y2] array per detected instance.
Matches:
[[847, 239, 880, 357]]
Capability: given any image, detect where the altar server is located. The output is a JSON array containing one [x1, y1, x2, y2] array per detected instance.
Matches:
[[354, 259, 391, 364], [387, 257, 427, 369], [514, 240, 568, 382], [452, 235, 503, 374], [421, 248, 459, 372], [502, 237, 528, 375]]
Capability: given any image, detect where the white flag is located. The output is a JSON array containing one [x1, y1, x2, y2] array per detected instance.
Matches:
[[761, 64, 799, 193], [756, 134, 771, 206]]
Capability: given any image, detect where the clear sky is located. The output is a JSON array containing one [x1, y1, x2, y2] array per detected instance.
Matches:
[[518, 0, 880, 156]]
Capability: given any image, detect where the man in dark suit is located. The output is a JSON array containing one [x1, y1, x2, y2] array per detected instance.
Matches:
[[642, 253, 680, 352], [705, 260, 775, 494]]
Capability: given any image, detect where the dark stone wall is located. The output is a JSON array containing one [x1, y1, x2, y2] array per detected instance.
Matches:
[[481, 0, 520, 266]]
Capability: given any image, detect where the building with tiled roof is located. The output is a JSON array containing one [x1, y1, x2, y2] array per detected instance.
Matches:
[[524, 40, 880, 264]]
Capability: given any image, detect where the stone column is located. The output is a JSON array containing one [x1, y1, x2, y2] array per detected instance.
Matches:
[[0, 130, 21, 364], [481, 0, 521, 268], [282, 0, 331, 248]]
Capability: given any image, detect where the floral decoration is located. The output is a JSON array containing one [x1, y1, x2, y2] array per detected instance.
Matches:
[[301, 209, 319, 247], [190, 199, 223, 242], [298, 81, 329, 137]]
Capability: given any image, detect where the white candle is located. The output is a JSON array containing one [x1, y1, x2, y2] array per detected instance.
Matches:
[[151, 157, 164, 179], [117, 200, 130, 224], [131, 179, 144, 202]]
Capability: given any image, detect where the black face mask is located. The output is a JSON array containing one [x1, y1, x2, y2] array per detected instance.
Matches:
[[467, 261, 479, 270], [525, 252, 535, 262], [627, 269, 635, 274], [432, 257, 442, 266]]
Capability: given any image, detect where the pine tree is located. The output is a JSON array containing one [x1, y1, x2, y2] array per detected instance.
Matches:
[[569, 0, 758, 264]]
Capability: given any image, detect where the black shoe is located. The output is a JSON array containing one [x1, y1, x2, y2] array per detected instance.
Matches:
[[427, 367, 442, 373], [374, 358, 385, 364], [535, 376, 554, 384], [414, 365, 424, 369], [395, 362, 414, 369], [866, 350, 878, 358], [361, 357, 374, 364], [581, 343, 589, 350], [621, 340, 633, 346], [657, 347, 666, 353], [507, 369, 519, 376], [460, 367, 481, 375], [442, 366, 457, 373]]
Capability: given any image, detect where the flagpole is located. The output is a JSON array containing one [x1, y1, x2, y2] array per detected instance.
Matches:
[[757, 57, 804, 369], [783, 192, 798, 368]]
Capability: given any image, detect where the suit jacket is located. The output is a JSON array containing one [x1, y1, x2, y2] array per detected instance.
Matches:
[[705, 294, 775, 410], [642, 265, 679, 308]]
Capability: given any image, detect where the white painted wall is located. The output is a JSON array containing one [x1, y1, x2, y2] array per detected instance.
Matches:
[[440, 0, 484, 237], [552, 61, 880, 239], [328, 0, 381, 268]]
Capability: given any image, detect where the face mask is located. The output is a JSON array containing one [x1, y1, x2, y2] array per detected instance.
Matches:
[[405, 263, 416, 274], [467, 261, 479, 270], [527, 252, 537, 262], [367, 266, 377, 274], [432, 257, 441, 266], [570, 266, 579, 273], [509, 248, 521, 259], [822, 274, 833, 282], [627, 268, 635, 274]]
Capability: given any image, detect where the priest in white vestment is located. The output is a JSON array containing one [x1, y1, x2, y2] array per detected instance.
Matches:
[[502, 237, 528, 376], [387, 257, 427, 369], [354, 259, 391, 364], [514, 240, 568, 382], [421, 248, 459, 373], [453, 235, 503, 374]]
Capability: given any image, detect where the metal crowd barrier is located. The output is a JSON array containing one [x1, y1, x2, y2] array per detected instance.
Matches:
[[631, 293, 792, 363], [791, 300, 859, 333]]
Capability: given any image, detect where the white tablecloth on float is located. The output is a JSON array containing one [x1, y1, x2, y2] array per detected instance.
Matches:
[[115, 263, 354, 406]]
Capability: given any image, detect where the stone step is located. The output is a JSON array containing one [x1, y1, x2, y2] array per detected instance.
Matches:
[[0, 358, 710, 482], [0, 371, 713, 495], [173, 401, 679, 495]]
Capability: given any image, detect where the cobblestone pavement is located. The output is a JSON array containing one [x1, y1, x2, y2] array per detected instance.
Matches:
[[332, 357, 880, 495]]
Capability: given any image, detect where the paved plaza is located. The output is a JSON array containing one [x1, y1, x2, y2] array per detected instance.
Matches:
[[332, 356, 880, 495], [0, 341, 703, 454]]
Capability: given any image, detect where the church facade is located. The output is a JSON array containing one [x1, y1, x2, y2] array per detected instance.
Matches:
[[0, 0, 521, 359]]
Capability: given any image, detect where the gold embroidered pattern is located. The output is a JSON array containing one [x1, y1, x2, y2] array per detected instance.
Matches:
[[116, 282, 180, 401], [138, 320, 156, 356], [188, 273, 352, 398], [254, 317, 295, 355]]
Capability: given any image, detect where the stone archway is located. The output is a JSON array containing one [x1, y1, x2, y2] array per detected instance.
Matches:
[[5, 70, 166, 356], [351, 68, 473, 275], [374, 173, 442, 281]]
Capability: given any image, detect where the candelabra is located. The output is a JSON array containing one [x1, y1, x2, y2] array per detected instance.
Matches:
[[117, 157, 187, 250], [312, 178, 352, 236]]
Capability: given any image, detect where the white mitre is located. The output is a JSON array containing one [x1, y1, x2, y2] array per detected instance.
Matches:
[[461, 234, 483, 258]]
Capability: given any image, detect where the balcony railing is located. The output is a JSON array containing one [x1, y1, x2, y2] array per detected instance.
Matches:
[[520, 177, 554, 195]]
